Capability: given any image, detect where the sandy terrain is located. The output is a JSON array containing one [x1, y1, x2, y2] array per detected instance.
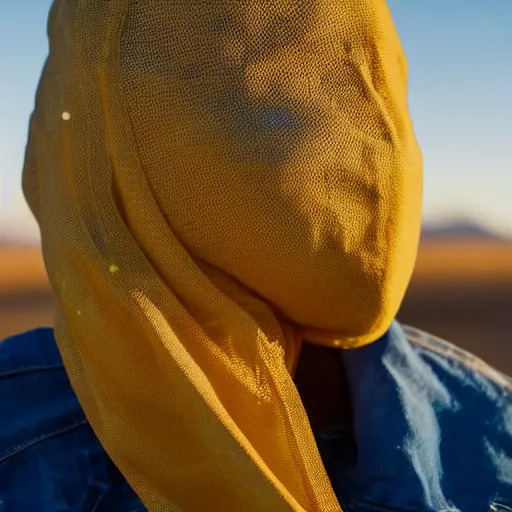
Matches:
[[1, 242, 511, 374]]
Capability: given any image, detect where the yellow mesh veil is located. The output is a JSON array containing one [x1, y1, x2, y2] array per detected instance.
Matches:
[[22, 0, 422, 510]]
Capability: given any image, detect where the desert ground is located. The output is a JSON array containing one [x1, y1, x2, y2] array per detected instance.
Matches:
[[1, 241, 511, 375]]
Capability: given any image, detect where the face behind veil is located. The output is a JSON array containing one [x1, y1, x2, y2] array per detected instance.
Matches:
[[23, 0, 422, 509]]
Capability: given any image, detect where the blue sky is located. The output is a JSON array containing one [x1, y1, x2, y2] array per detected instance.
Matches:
[[1, 1, 511, 242]]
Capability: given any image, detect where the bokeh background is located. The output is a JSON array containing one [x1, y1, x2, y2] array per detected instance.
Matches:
[[1, 1, 511, 373]]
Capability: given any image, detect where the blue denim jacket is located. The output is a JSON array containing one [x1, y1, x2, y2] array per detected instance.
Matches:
[[1, 322, 511, 511]]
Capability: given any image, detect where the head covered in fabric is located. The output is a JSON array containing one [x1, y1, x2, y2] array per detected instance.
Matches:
[[23, 0, 422, 509]]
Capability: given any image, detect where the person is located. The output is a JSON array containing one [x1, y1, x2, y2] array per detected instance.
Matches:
[[1, 0, 511, 510]]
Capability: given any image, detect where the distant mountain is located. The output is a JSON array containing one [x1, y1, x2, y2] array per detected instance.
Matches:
[[421, 219, 508, 243]]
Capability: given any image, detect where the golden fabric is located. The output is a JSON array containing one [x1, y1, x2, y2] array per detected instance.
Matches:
[[23, 0, 422, 510]]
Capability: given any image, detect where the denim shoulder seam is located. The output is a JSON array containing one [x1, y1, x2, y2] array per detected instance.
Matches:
[[0, 363, 65, 380], [0, 418, 89, 464], [402, 324, 512, 393]]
